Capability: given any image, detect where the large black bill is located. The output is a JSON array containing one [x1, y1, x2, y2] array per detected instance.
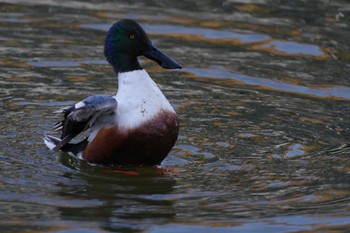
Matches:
[[142, 44, 182, 69]]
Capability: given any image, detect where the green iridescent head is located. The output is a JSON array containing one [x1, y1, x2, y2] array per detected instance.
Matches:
[[104, 19, 181, 73]]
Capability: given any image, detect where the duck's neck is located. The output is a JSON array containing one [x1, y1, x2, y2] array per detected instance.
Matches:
[[108, 54, 142, 74], [117, 69, 155, 93]]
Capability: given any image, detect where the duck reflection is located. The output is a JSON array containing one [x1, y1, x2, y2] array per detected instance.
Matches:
[[56, 154, 177, 231]]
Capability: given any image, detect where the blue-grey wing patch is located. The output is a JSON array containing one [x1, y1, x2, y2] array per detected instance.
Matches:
[[50, 94, 117, 151]]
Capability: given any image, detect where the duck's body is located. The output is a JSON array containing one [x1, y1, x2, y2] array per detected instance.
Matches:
[[44, 19, 181, 166]]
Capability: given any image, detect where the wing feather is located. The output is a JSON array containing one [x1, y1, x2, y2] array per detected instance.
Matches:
[[51, 94, 117, 151]]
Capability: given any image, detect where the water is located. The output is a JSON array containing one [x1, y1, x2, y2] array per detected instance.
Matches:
[[1, 0, 350, 232]]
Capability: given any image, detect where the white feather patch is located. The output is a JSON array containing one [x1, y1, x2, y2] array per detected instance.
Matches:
[[115, 69, 175, 129], [43, 137, 57, 150], [75, 101, 85, 109]]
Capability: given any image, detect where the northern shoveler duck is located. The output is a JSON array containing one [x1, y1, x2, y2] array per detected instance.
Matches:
[[44, 19, 181, 166]]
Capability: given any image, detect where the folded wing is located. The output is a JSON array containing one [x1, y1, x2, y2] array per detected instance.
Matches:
[[49, 94, 118, 151]]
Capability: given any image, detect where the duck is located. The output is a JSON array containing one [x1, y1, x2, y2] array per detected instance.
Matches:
[[44, 19, 181, 166]]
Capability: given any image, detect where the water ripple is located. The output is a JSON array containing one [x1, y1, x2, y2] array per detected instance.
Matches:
[[81, 23, 325, 57], [81, 23, 269, 43], [185, 67, 350, 100], [262, 40, 324, 56]]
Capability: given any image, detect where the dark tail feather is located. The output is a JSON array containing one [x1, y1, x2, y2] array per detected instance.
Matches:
[[43, 135, 61, 151], [44, 135, 88, 158]]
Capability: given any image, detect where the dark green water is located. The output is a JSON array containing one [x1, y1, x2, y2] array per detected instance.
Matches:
[[1, 0, 350, 232]]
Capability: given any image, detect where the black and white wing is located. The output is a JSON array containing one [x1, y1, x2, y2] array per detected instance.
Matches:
[[44, 94, 118, 151]]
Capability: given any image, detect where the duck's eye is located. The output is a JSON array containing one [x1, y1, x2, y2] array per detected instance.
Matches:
[[129, 34, 135, 39]]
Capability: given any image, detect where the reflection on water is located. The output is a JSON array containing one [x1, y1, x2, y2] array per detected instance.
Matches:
[[1, 0, 350, 232], [82, 23, 326, 57], [262, 40, 324, 56], [185, 67, 350, 99], [82, 23, 271, 42], [272, 143, 305, 159], [27, 61, 81, 67]]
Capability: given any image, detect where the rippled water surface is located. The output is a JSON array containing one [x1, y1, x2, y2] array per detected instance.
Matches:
[[1, 0, 350, 232]]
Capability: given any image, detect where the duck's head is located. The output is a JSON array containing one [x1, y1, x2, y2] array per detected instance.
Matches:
[[104, 19, 181, 73]]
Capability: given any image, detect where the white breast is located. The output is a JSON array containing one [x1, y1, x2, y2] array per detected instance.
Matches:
[[115, 69, 175, 129]]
